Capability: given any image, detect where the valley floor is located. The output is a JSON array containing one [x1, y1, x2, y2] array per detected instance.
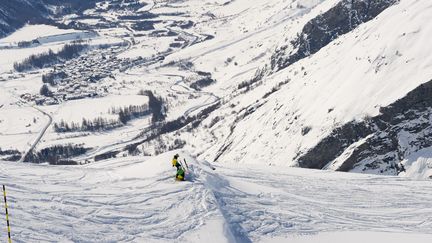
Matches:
[[1, 153, 432, 242]]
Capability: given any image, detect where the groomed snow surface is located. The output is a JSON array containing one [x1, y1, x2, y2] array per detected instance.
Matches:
[[1, 151, 431, 242]]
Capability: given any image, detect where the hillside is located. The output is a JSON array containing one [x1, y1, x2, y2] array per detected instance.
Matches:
[[0, 0, 431, 178], [173, 0, 432, 178]]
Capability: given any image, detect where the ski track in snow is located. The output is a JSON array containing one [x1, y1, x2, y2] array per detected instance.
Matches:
[[210, 166, 432, 241], [0, 158, 219, 242], [1, 154, 432, 242]]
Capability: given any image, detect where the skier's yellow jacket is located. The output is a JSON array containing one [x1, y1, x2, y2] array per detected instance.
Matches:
[[172, 158, 178, 167]]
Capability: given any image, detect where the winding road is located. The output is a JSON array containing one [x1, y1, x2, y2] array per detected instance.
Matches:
[[17, 104, 53, 162]]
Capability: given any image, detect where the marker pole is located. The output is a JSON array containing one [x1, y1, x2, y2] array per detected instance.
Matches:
[[3, 185, 11, 243]]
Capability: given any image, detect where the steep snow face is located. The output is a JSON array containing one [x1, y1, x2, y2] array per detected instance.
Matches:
[[201, 0, 432, 176], [1, 153, 431, 242], [271, 0, 399, 72]]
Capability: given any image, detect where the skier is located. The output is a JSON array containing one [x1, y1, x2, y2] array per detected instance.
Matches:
[[172, 154, 185, 181], [395, 162, 406, 174], [398, 162, 406, 174]]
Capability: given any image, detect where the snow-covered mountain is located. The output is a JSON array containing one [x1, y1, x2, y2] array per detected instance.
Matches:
[[1, 0, 432, 177], [176, 0, 432, 178]]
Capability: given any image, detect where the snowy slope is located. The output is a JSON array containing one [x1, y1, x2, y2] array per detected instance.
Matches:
[[1, 152, 432, 242], [0, 153, 228, 242], [188, 0, 432, 178]]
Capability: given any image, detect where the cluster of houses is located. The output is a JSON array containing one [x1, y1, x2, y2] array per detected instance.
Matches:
[[24, 46, 150, 105]]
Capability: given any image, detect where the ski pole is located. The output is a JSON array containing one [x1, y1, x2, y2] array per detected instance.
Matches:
[[3, 185, 12, 243], [183, 159, 189, 170]]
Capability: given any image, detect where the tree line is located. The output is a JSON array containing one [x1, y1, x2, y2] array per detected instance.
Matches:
[[112, 104, 151, 124], [23, 144, 88, 164], [42, 71, 67, 86], [14, 42, 88, 72], [139, 90, 165, 123], [54, 104, 150, 133]]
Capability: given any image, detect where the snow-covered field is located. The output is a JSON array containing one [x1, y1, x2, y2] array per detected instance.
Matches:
[[45, 95, 149, 124], [0, 25, 84, 44], [1, 152, 431, 242], [0, 88, 47, 151]]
